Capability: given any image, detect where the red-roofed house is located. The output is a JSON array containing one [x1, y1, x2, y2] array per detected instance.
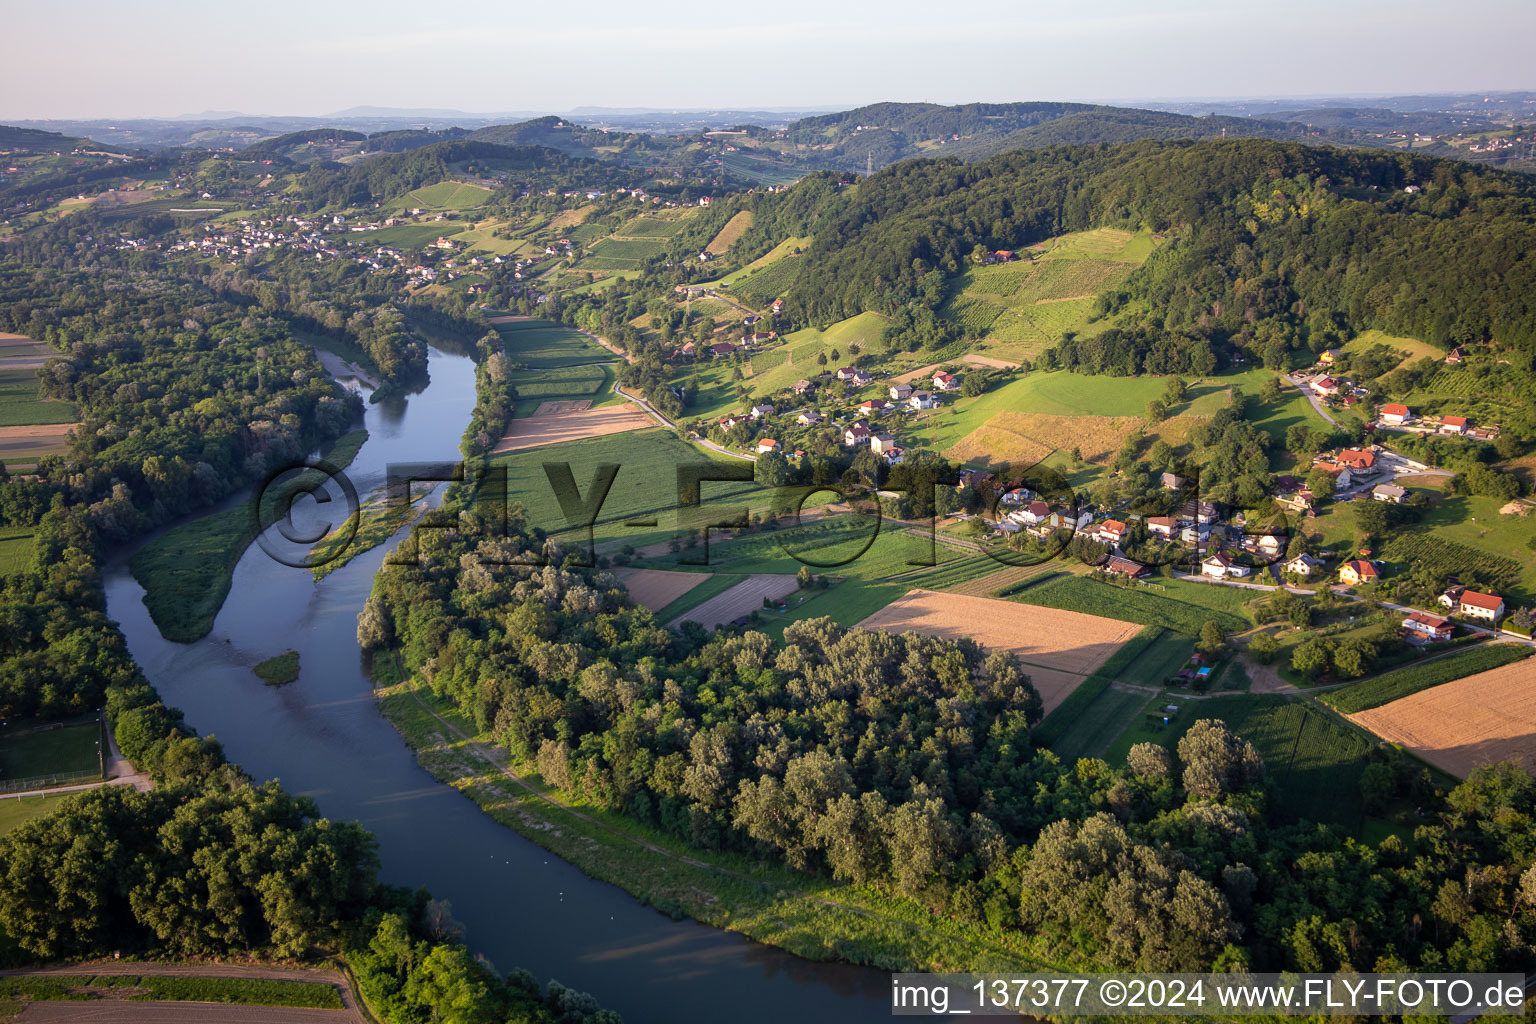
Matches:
[[1105, 556, 1149, 579], [1453, 590, 1505, 622], [755, 438, 780, 454], [1402, 612, 1453, 642], [1092, 519, 1128, 545], [1440, 415, 1468, 435], [1146, 516, 1177, 539], [1379, 403, 1412, 425], [1338, 449, 1377, 471], [1311, 376, 1342, 396], [933, 371, 962, 391], [1339, 559, 1379, 586]]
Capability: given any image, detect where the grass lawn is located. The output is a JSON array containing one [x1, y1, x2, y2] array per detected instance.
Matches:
[[0, 791, 72, 835], [1116, 629, 1197, 687], [130, 429, 368, 643], [0, 718, 102, 782], [1342, 329, 1443, 371], [0, 526, 33, 576], [1010, 574, 1252, 635], [492, 319, 611, 368], [1404, 492, 1536, 603], [507, 362, 616, 416]]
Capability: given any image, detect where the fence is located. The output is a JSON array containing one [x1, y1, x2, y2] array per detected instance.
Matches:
[[1, 768, 104, 794]]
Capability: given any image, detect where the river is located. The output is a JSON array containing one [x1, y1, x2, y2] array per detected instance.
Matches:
[[102, 347, 895, 1023]]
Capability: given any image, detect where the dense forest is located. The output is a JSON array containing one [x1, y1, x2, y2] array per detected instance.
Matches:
[[363, 482, 1536, 976], [752, 140, 1536, 369]]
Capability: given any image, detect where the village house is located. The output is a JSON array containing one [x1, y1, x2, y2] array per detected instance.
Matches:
[[750, 404, 775, 419], [1018, 500, 1052, 526], [1337, 448, 1377, 472], [770, 299, 784, 316], [1000, 487, 1033, 506], [843, 423, 872, 447], [1339, 559, 1380, 586], [1372, 483, 1408, 503], [1242, 533, 1284, 557], [1146, 515, 1178, 540], [907, 390, 939, 411], [1310, 376, 1342, 397], [889, 383, 913, 401], [796, 410, 822, 425], [1440, 415, 1469, 435], [1439, 588, 1505, 622], [1379, 403, 1413, 426], [709, 342, 739, 358], [1160, 472, 1189, 490], [1104, 556, 1150, 579], [1091, 519, 1128, 546], [1445, 346, 1466, 364], [870, 433, 899, 454], [858, 399, 892, 415], [1402, 612, 1454, 643], [1285, 553, 1324, 578], [1312, 462, 1354, 490], [755, 438, 780, 454], [881, 445, 905, 466], [745, 331, 777, 344], [1201, 551, 1250, 578], [932, 371, 962, 391], [719, 415, 746, 431], [1319, 348, 1343, 366], [792, 379, 816, 396]]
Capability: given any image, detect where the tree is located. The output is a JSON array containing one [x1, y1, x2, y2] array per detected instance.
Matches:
[[1249, 632, 1279, 664], [1128, 743, 1173, 781], [1305, 467, 1337, 501], [755, 450, 789, 488], [1146, 399, 1168, 423], [1198, 620, 1227, 657], [1177, 720, 1264, 800], [1291, 638, 1330, 678]]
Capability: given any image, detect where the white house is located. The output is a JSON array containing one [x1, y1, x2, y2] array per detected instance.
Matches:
[[907, 391, 939, 410], [1201, 551, 1251, 578], [750, 404, 775, 419]]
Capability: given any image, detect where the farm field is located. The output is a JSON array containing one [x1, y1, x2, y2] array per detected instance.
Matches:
[[733, 312, 894, 402], [651, 572, 747, 623], [730, 252, 805, 305], [1341, 329, 1443, 370], [0, 364, 76, 426], [711, 236, 811, 288], [854, 589, 1141, 713], [1347, 656, 1536, 778], [1322, 644, 1533, 713], [492, 401, 654, 453], [704, 210, 753, 253], [385, 180, 492, 211], [1105, 694, 1376, 828], [1010, 575, 1252, 635], [491, 318, 612, 368], [1044, 685, 1150, 764], [615, 568, 707, 612], [491, 427, 773, 548], [506, 362, 616, 415], [0, 525, 33, 576], [753, 579, 910, 641], [616, 215, 689, 238], [1403, 493, 1536, 602], [669, 573, 800, 630], [360, 221, 462, 251]]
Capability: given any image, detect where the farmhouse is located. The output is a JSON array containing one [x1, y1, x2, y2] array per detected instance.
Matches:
[[1091, 519, 1128, 546], [1311, 376, 1342, 396], [745, 331, 777, 344], [908, 391, 939, 410], [1161, 472, 1189, 490], [1403, 612, 1454, 642], [1339, 559, 1379, 586], [1439, 589, 1506, 622], [755, 438, 780, 454], [1285, 553, 1324, 577], [1379, 403, 1412, 425], [1201, 551, 1250, 578], [933, 371, 962, 391], [1104, 556, 1150, 579], [1440, 415, 1468, 435], [1372, 483, 1408, 503]]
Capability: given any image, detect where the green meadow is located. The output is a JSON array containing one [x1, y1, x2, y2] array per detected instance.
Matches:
[[493, 319, 611, 368]]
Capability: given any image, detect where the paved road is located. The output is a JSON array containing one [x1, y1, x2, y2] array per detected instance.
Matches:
[[1280, 373, 1341, 427]]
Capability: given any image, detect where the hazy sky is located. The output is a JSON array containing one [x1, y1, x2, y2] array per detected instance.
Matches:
[[5, 0, 1533, 119]]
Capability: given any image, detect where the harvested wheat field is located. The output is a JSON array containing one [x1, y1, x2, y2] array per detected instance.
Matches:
[[855, 589, 1140, 713], [0, 422, 75, 462], [616, 568, 706, 611], [962, 353, 1021, 370], [889, 363, 944, 385], [948, 411, 1144, 467], [493, 402, 655, 454], [0, 333, 57, 369], [1349, 658, 1536, 778]]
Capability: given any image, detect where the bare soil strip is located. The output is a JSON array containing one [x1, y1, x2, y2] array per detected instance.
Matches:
[[854, 589, 1140, 713], [889, 362, 944, 386], [616, 568, 707, 611], [492, 403, 654, 454], [668, 574, 800, 630], [962, 354, 1021, 370], [1348, 658, 1536, 778], [0, 423, 75, 460]]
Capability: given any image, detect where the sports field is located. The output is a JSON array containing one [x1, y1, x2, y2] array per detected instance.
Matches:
[[1348, 657, 1536, 777], [855, 589, 1141, 713], [0, 717, 102, 786]]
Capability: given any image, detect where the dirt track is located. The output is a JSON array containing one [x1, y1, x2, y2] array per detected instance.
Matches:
[[492, 403, 655, 454], [668, 574, 799, 630], [854, 589, 1140, 713], [1348, 656, 1536, 778]]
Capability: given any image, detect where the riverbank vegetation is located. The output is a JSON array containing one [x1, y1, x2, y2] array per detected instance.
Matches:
[[365, 479, 1536, 976]]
